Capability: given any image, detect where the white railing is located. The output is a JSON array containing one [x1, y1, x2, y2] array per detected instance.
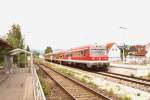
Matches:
[[32, 66, 46, 100]]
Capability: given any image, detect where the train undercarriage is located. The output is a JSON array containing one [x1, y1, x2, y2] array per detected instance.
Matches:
[[46, 59, 109, 71]]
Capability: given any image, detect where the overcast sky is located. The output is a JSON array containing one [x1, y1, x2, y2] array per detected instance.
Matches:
[[0, 0, 150, 51]]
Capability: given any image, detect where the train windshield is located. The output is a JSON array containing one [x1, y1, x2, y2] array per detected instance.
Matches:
[[91, 49, 106, 56]]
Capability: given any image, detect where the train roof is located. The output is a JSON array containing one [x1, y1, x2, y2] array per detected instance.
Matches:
[[45, 44, 106, 56], [68, 44, 105, 52]]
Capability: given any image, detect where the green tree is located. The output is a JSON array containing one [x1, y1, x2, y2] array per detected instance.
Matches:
[[5, 24, 26, 67], [44, 46, 52, 54], [26, 45, 30, 52], [120, 48, 129, 60], [6, 24, 24, 49], [0, 48, 11, 65], [33, 51, 40, 58]]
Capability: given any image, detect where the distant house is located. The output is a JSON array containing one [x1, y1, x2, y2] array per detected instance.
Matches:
[[126, 45, 146, 64], [145, 43, 150, 64], [106, 43, 121, 61], [146, 43, 150, 58], [146, 47, 150, 58]]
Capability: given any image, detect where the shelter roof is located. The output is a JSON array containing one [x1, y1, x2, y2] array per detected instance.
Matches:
[[0, 38, 12, 48]]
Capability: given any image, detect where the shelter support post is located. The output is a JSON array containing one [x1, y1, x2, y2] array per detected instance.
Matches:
[[4, 55, 13, 74]]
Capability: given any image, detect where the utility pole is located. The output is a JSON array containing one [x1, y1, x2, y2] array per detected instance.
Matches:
[[120, 26, 128, 63]]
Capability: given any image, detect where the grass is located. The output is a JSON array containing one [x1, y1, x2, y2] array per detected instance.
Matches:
[[47, 62, 99, 88], [107, 88, 114, 95], [81, 77, 87, 83], [56, 68, 76, 77], [88, 81, 98, 87], [116, 85, 121, 91], [39, 77, 50, 96], [82, 75, 92, 80], [38, 60, 77, 77]]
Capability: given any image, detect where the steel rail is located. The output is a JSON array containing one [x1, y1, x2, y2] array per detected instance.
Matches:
[[36, 64, 76, 100], [105, 72, 150, 82], [97, 72, 150, 87]]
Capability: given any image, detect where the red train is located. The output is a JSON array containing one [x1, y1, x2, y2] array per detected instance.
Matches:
[[45, 44, 109, 70]]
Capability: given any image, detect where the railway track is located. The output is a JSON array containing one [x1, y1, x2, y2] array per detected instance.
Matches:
[[104, 72, 150, 82], [97, 72, 150, 87], [47, 62, 150, 92], [97, 71, 150, 92], [36, 66, 73, 100], [36, 63, 111, 100]]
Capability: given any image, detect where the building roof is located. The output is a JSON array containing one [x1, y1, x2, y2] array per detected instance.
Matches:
[[128, 45, 146, 56], [129, 51, 146, 56], [106, 43, 115, 52], [145, 43, 150, 51]]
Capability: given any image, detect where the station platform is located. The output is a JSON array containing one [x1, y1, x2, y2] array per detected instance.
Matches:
[[109, 63, 150, 76], [0, 71, 9, 84], [0, 68, 34, 100]]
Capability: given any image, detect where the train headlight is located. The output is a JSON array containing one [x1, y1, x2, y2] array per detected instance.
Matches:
[[92, 57, 95, 60]]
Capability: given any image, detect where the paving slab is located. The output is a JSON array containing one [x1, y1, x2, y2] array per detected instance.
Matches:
[[0, 72, 34, 100]]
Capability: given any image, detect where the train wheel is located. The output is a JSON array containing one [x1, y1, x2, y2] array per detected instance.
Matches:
[[92, 65, 99, 71], [80, 64, 86, 69], [100, 64, 108, 71]]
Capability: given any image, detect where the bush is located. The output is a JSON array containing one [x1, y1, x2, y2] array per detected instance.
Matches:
[[147, 73, 150, 79], [130, 74, 134, 77], [116, 85, 121, 91], [121, 96, 131, 100], [148, 73, 150, 77], [81, 77, 87, 83], [137, 93, 140, 96]]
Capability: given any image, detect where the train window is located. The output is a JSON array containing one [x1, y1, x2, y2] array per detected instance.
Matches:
[[83, 51, 85, 56], [91, 49, 105, 56], [84, 50, 89, 56], [83, 50, 86, 56], [81, 51, 83, 55], [68, 54, 72, 57]]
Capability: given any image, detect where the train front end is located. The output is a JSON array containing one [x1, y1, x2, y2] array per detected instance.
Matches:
[[87, 45, 109, 70]]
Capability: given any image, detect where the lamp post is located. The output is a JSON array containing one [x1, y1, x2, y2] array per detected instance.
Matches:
[[120, 26, 128, 63]]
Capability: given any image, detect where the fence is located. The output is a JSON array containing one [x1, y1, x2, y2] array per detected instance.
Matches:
[[126, 56, 149, 65], [108, 57, 121, 62], [32, 65, 46, 100]]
